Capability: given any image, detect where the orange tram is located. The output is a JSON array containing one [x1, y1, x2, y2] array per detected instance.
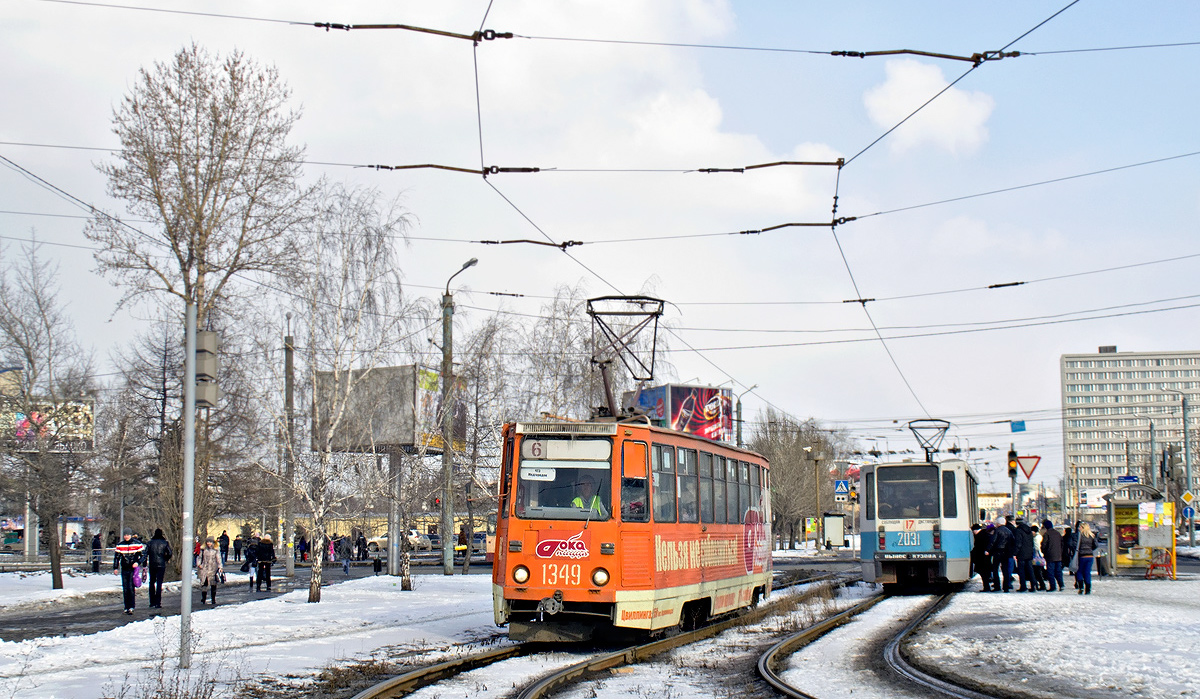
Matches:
[[492, 419, 772, 643]]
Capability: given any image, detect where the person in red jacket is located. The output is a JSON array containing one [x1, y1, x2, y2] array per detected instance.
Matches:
[[112, 528, 146, 615]]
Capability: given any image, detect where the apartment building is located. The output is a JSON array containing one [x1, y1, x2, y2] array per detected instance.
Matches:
[[1061, 346, 1200, 494]]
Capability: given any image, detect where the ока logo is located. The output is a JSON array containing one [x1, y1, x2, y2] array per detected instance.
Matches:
[[535, 531, 589, 559]]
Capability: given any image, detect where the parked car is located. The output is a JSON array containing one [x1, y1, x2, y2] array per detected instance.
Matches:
[[408, 530, 432, 551], [427, 533, 441, 551]]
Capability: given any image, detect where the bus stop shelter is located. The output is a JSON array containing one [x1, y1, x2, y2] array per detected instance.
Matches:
[[1103, 484, 1175, 579]]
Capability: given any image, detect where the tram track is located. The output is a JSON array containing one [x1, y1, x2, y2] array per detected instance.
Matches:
[[352, 571, 857, 699], [758, 590, 1010, 699]]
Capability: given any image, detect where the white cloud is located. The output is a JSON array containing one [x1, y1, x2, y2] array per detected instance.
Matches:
[[863, 59, 994, 155]]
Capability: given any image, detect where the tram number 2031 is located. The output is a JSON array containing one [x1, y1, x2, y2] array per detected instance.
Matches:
[[895, 532, 921, 546], [542, 563, 581, 586]]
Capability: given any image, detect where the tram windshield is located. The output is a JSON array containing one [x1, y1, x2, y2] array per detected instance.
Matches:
[[875, 465, 939, 519], [515, 437, 612, 521]]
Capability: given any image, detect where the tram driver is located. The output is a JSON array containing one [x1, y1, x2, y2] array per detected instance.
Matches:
[[572, 473, 609, 518]]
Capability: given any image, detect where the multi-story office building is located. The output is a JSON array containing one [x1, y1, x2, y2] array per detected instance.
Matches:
[[1061, 346, 1200, 497]]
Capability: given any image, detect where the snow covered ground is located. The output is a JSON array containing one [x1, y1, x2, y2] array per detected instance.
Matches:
[[0, 558, 1196, 698], [909, 577, 1200, 699]]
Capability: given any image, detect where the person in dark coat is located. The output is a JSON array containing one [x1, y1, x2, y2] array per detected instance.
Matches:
[[145, 528, 173, 609], [233, 534, 243, 562], [218, 530, 230, 564], [989, 518, 1015, 592], [112, 528, 146, 615], [1041, 519, 1065, 591], [1013, 517, 1036, 592], [982, 523, 1001, 591], [970, 523, 992, 591], [255, 535, 277, 592], [91, 533, 103, 573], [244, 535, 259, 589]]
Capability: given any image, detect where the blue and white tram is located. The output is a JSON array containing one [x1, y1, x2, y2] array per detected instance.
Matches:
[[859, 458, 979, 589]]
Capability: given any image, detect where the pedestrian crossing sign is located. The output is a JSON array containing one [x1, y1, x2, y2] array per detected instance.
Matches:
[[834, 480, 851, 494]]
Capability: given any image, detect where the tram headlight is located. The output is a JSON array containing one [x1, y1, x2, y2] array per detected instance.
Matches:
[[512, 565, 530, 584], [591, 567, 610, 587]]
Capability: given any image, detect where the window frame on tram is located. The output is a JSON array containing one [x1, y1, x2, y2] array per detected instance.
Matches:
[[652, 444, 677, 522], [678, 448, 699, 523], [699, 452, 715, 524], [713, 455, 728, 524]]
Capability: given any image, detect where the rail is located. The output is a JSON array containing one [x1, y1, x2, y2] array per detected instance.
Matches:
[[354, 571, 857, 699]]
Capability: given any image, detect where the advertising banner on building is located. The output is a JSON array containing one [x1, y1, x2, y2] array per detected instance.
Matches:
[[0, 398, 94, 453], [623, 384, 733, 442], [667, 384, 732, 442]]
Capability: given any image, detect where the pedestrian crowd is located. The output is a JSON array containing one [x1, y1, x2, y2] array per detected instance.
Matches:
[[103, 526, 285, 616], [971, 516, 1101, 595]]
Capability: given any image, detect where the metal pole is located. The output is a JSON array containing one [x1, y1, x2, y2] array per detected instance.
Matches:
[[1149, 419, 1156, 490], [736, 399, 743, 449], [735, 384, 756, 449], [284, 328, 295, 579], [441, 292, 454, 575], [180, 302, 197, 668], [388, 450, 401, 577], [1186, 396, 1194, 546]]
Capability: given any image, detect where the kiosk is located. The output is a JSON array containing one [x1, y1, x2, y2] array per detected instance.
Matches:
[[1103, 484, 1175, 580]]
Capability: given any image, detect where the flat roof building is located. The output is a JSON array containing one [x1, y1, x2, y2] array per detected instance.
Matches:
[[1061, 346, 1199, 498]]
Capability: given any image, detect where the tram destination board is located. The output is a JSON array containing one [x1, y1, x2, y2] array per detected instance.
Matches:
[[877, 552, 945, 561]]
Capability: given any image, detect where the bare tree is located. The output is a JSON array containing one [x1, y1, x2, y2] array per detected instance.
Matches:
[[0, 241, 95, 588], [86, 42, 313, 329], [750, 408, 845, 550]]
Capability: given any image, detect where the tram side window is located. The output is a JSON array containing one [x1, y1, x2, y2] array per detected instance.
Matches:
[[622, 441, 649, 523], [750, 464, 761, 510], [652, 445, 677, 522], [942, 471, 958, 519], [713, 456, 727, 524], [739, 462, 751, 522], [699, 452, 714, 524], [678, 449, 699, 523], [726, 458, 740, 524], [865, 473, 875, 520]]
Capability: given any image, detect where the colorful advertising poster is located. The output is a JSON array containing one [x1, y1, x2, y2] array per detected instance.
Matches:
[[668, 385, 732, 443], [625, 385, 668, 422]]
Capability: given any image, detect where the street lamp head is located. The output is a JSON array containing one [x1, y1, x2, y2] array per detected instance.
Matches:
[[446, 258, 480, 295], [462, 257, 478, 270]]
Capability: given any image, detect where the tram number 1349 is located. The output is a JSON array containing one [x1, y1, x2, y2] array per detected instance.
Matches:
[[896, 532, 921, 546], [543, 563, 582, 586]]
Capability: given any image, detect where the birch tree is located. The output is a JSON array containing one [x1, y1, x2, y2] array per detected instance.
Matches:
[[281, 183, 413, 602]]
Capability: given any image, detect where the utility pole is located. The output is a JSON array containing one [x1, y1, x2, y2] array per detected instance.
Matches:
[[1148, 417, 1156, 490], [1186, 395, 1194, 546], [180, 303, 197, 668], [284, 319, 295, 579], [736, 385, 756, 449], [442, 258, 477, 575]]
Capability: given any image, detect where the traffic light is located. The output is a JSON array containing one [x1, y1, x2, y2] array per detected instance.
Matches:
[[849, 486, 858, 504], [1007, 449, 1019, 479]]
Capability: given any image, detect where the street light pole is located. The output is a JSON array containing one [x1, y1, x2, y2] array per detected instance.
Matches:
[[1167, 390, 1193, 545], [735, 384, 757, 448], [442, 258, 477, 575]]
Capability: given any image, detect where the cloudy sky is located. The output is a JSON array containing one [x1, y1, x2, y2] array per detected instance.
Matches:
[[3, 0, 1199, 491]]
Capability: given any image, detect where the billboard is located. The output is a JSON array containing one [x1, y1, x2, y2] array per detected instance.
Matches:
[[0, 398, 95, 453], [312, 365, 465, 453], [623, 384, 733, 443]]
